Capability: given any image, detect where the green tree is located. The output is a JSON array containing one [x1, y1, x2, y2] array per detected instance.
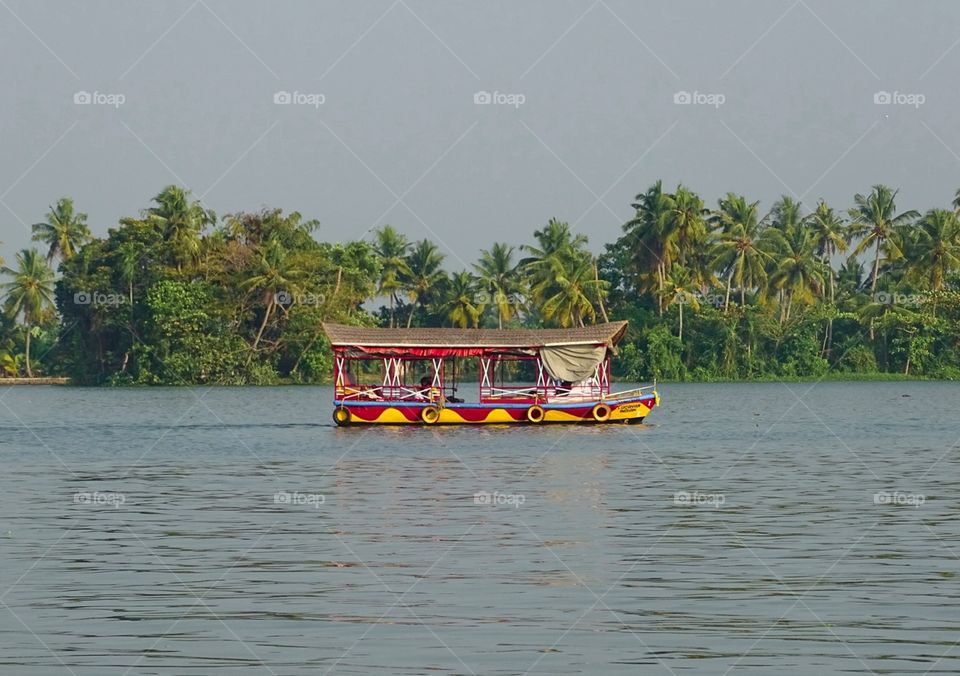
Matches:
[[31, 197, 92, 263], [442, 271, 482, 328], [535, 253, 606, 328], [767, 224, 828, 323], [848, 185, 919, 294], [240, 237, 307, 356], [1, 249, 55, 376], [659, 264, 700, 340], [624, 181, 675, 313], [372, 225, 410, 327], [474, 242, 520, 328], [403, 239, 447, 327], [911, 208, 960, 292], [805, 200, 848, 302], [710, 193, 773, 309], [142, 185, 216, 272]]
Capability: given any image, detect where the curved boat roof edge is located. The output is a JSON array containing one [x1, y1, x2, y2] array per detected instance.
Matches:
[[322, 321, 628, 350]]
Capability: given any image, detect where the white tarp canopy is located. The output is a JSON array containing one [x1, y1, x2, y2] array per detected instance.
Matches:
[[539, 344, 607, 382]]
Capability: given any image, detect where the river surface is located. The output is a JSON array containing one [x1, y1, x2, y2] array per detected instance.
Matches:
[[1, 382, 958, 675]]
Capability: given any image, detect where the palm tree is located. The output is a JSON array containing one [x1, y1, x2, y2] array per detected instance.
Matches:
[[474, 242, 519, 328], [805, 200, 848, 299], [624, 181, 675, 312], [145, 185, 216, 272], [31, 197, 91, 263], [240, 238, 307, 356], [710, 194, 775, 309], [767, 225, 829, 323], [534, 254, 606, 327], [1, 249, 55, 377], [770, 195, 804, 233], [115, 242, 141, 304], [372, 225, 410, 327], [522, 219, 591, 319], [667, 185, 708, 265], [848, 185, 919, 295], [658, 264, 700, 341], [804, 200, 848, 355], [912, 208, 960, 292], [403, 240, 447, 327], [442, 271, 483, 328]]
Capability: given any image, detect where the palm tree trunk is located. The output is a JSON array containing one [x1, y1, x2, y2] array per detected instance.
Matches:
[[678, 303, 683, 341], [24, 327, 32, 378], [657, 262, 664, 316], [867, 239, 881, 340], [407, 303, 416, 328], [389, 294, 395, 328], [594, 260, 609, 323], [824, 253, 835, 358], [724, 269, 733, 311], [250, 298, 274, 357], [498, 307, 503, 330], [870, 239, 882, 293]]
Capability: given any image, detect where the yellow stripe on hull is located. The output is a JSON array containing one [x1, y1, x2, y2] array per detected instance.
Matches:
[[344, 400, 654, 425]]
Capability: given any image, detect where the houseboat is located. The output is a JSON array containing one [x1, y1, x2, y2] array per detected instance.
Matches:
[[323, 321, 659, 426]]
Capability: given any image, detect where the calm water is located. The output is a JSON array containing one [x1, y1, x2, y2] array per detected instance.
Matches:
[[1, 382, 958, 675]]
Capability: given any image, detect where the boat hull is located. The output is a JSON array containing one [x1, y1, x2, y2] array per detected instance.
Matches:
[[332, 393, 658, 425]]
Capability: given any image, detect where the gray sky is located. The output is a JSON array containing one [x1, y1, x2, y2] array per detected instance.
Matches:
[[2, 0, 959, 270]]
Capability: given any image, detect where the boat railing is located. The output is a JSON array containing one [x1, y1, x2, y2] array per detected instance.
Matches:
[[480, 384, 543, 402], [336, 384, 437, 402], [601, 384, 657, 402]]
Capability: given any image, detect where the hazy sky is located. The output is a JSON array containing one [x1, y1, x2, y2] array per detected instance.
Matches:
[[2, 0, 959, 270]]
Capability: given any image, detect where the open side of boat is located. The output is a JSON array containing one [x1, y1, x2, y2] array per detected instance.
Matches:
[[323, 321, 659, 426]]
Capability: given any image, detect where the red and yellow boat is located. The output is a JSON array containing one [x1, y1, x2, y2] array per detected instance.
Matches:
[[323, 321, 659, 426]]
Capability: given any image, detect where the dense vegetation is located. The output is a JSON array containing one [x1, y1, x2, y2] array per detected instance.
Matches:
[[2, 183, 959, 384]]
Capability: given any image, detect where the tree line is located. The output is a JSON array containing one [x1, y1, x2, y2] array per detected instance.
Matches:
[[1, 182, 958, 383]]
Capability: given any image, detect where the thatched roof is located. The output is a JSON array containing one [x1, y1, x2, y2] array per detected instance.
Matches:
[[322, 321, 628, 350]]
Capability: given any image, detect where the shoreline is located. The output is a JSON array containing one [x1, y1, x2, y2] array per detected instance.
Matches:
[[0, 377, 71, 385], [8, 374, 952, 387]]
